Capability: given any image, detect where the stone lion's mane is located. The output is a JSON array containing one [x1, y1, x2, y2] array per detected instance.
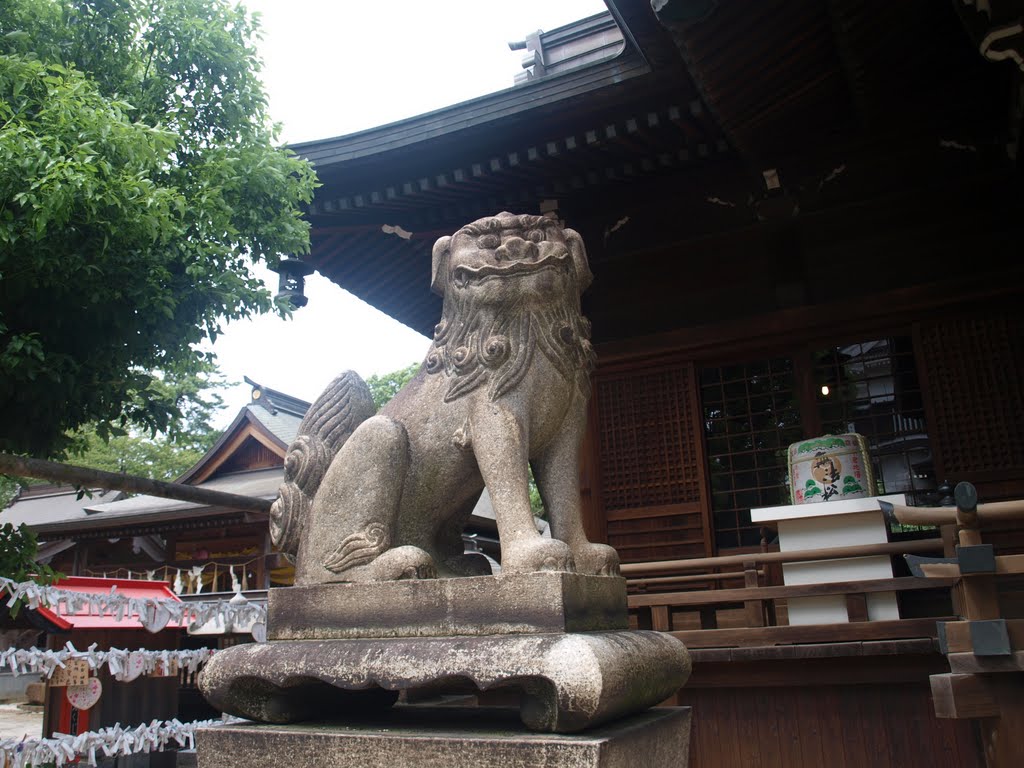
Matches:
[[458, 213, 550, 239], [425, 214, 595, 403]]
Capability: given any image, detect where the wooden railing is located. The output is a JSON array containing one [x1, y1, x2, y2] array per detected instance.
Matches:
[[623, 538, 954, 649], [621, 538, 946, 579], [621, 483, 1024, 766], [885, 483, 1024, 768]]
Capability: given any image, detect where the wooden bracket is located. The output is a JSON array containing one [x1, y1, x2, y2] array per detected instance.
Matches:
[[971, 619, 1013, 657], [937, 618, 1023, 654], [930, 673, 999, 719], [957, 544, 997, 574]]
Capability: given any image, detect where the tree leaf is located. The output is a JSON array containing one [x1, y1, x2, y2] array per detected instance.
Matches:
[[0, 0, 317, 458]]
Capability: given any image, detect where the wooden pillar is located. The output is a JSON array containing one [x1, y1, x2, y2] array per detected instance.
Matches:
[[742, 560, 764, 627], [259, 530, 271, 590]]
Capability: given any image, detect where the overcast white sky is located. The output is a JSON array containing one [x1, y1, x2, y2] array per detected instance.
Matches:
[[207, 0, 607, 425]]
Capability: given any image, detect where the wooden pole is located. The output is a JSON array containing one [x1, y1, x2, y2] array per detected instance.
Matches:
[[619, 538, 943, 577], [879, 499, 1024, 527], [0, 453, 273, 516]]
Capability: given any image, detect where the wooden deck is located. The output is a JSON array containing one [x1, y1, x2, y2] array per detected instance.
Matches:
[[619, 535, 997, 767]]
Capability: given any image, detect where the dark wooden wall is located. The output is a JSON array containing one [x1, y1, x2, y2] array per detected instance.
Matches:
[[581, 285, 1024, 557], [916, 310, 1024, 504], [675, 682, 980, 768]]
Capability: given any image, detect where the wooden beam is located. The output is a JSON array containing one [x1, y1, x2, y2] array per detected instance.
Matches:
[[606, 502, 703, 521], [947, 651, 1024, 674], [962, 575, 1002, 621], [686, 648, 950, 689], [743, 561, 764, 628], [671, 618, 949, 649], [919, 554, 1024, 579], [628, 576, 950, 608], [651, 605, 671, 632], [595, 267, 1024, 366], [619, 538, 943, 577], [940, 619, 1024, 654], [690, 638, 938, 664], [846, 593, 869, 622], [627, 570, 759, 589], [0, 453, 273, 516], [930, 673, 1000, 719], [882, 499, 1024, 527]]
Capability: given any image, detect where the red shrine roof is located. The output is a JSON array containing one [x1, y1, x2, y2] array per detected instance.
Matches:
[[37, 576, 183, 631]]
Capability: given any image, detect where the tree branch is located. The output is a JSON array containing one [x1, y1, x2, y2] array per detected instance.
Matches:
[[0, 453, 272, 515]]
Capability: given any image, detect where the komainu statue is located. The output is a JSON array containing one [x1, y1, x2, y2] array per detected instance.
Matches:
[[270, 212, 619, 584], [199, 214, 691, 742]]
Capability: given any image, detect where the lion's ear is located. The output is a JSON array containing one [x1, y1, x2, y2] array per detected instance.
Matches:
[[431, 235, 452, 297], [564, 228, 593, 292]]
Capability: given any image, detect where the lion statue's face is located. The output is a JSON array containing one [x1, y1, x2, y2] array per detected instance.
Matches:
[[425, 213, 595, 403], [445, 225, 575, 307], [431, 212, 592, 307]]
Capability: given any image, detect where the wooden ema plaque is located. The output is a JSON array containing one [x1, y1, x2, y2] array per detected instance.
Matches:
[[50, 658, 90, 687]]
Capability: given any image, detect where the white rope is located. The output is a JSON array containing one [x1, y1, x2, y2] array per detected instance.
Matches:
[[0, 643, 215, 680], [0, 716, 243, 768]]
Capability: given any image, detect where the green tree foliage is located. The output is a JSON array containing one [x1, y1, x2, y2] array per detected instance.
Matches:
[[0, 476, 19, 509], [0, 523, 60, 612], [65, 425, 213, 483], [69, 360, 227, 453], [365, 363, 421, 411], [1, 363, 226, 504], [0, 0, 317, 458], [64, 363, 226, 481], [528, 477, 546, 519]]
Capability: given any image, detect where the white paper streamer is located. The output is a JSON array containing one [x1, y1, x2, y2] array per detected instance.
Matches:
[[188, 566, 205, 594], [0, 643, 216, 681], [0, 577, 267, 634], [0, 716, 242, 768]]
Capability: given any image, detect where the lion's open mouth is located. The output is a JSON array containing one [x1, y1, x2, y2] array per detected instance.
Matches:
[[452, 252, 570, 287]]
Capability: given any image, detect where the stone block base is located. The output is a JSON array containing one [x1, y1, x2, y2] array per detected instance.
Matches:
[[268, 573, 629, 640], [196, 705, 692, 768], [198, 631, 691, 733]]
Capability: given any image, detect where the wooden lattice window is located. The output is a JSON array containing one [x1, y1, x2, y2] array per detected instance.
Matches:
[[596, 366, 703, 510], [594, 364, 709, 562], [700, 358, 803, 549], [814, 337, 934, 505], [916, 314, 1024, 495]]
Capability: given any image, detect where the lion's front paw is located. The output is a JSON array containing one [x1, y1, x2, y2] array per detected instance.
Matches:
[[333, 545, 437, 582], [573, 543, 620, 576], [501, 537, 574, 575]]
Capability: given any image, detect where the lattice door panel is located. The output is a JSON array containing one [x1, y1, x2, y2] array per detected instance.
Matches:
[[593, 363, 710, 562], [605, 504, 708, 562], [916, 312, 1024, 497]]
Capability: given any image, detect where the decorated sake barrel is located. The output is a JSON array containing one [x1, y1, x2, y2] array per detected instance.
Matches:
[[788, 433, 873, 504]]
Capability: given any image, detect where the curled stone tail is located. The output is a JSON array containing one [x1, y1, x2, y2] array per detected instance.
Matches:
[[269, 372, 375, 555]]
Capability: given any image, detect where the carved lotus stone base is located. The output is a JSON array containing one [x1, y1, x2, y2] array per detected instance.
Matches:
[[197, 631, 691, 733], [196, 705, 692, 768], [268, 573, 629, 640]]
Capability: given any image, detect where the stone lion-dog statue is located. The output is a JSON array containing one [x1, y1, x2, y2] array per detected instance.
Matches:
[[270, 212, 619, 583]]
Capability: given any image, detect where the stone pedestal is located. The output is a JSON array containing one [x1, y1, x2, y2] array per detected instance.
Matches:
[[197, 572, 692, 765], [268, 572, 629, 639], [200, 629, 688, 732], [199, 574, 690, 733], [196, 705, 693, 768]]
